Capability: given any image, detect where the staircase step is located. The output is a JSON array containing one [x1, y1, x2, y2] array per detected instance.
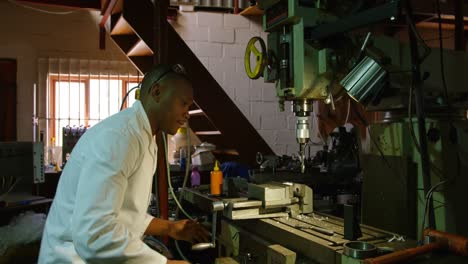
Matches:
[[127, 39, 154, 56], [121, 0, 154, 48], [197, 135, 236, 150], [127, 56, 153, 74], [189, 114, 217, 132], [189, 109, 204, 116], [110, 14, 134, 35], [195, 131, 222, 136], [110, 34, 139, 54]]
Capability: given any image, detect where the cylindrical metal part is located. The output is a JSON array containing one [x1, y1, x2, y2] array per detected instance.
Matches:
[[344, 241, 377, 259], [293, 99, 313, 116], [191, 242, 215, 251], [309, 226, 335, 236], [212, 201, 225, 211], [340, 56, 386, 105], [296, 116, 310, 144]]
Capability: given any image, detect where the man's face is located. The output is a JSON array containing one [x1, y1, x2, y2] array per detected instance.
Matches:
[[158, 79, 193, 135]]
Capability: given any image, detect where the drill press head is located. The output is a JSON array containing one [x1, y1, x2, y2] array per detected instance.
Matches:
[[293, 100, 312, 173]]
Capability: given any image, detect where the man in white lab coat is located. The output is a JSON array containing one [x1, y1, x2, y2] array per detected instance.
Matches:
[[39, 64, 208, 263]]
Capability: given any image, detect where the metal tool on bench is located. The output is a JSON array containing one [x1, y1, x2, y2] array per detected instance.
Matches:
[[224, 182, 313, 220], [297, 225, 335, 236], [191, 201, 224, 251]]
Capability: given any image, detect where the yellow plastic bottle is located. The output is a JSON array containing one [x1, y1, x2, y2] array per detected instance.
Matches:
[[210, 161, 223, 196]]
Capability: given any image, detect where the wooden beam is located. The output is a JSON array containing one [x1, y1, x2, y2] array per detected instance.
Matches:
[[17, 0, 101, 9], [99, 0, 118, 49], [411, 0, 468, 16]]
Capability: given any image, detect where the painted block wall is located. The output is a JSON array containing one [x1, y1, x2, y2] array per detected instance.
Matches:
[[171, 11, 324, 156]]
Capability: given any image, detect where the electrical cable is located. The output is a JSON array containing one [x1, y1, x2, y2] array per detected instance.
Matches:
[[7, 0, 77, 15], [120, 85, 140, 111], [176, 123, 191, 213], [174, 239, 190, 263], [434, 0, 450, 106], [163, 132, 193, 262], [144, 236, 171, 254], [175, 123, 196, 263], [408, 83, 445, 178], [420, 180, 447, 242], [0, 176, 22, 199], [405, 0, 455, 175], [405, 8, 432, 63], [407, 6, 455, 235], [312, 111, 326, 145], [162, 132, 194, 221], [164, 124, 194, 263], [344, 98, 351, 125], [353, 108, 407, 187]]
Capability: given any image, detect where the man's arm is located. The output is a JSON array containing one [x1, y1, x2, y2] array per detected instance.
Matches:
[[144, 217, 172, 236], [145, 217, 210, 243]]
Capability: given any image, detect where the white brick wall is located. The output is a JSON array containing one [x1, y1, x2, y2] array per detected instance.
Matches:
[[173, 11, 322, 156], [261, 115, 287, 130], [208, 57, 236, 73], [196, 42, 223, 57], [223, 44, 245, 58], [235, 28, 260, 44], [198, 12, 223, 27], [173, 25, 209, 41], [209, 28, 234, 43]]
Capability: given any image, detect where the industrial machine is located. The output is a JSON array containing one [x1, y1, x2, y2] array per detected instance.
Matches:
[[244, 0, 405, 173], [0, 142, 45, 194], [223, 0, 468, 263], [180, 182, 447, 264]]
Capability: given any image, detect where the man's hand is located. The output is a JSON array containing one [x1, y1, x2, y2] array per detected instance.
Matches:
[[167, 260, 189, 264], [168, 219, 210, 243]]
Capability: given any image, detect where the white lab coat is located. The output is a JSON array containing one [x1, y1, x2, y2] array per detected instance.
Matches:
[[39, 101, 167, 263]]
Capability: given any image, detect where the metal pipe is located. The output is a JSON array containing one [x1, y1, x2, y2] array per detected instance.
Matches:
[[363, 242, 441, 264], [364, 229, 468, 264], [454, 0, 465, 51], [98, 0, 118, 50], [234, 0, 239, 14], [424, 228, 468, 256], [405, 0, 435, 231]]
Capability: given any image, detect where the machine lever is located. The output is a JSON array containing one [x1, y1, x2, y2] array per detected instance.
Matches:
[[191, 210, 218, 251], [300, 226, 335, 236], [191, 242, 215, 251]]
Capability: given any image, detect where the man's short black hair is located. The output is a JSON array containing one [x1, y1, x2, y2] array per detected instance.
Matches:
[[140, 64, 189, 99]]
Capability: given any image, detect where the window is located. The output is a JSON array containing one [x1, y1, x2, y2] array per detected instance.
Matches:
[[48, 75, 140, 147]]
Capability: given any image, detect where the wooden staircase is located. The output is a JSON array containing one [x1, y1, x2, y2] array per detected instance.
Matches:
[[24, 0, 274, 224], [107, 0, 274, 166]]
